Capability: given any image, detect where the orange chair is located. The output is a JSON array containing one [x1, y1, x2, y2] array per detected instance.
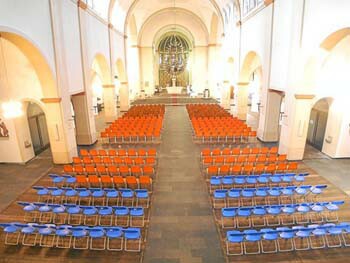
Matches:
[[92, 156, 102, 166], [113, 176, 125, 188], [143, 166, 154, 177], [90, 149, 98, 157], [251, 148, 260, 155], [236, 156, 247, 164], [103, 157, 112, 166], [126, 176, 138, 189], [257, 155, 267, 164], [260, 147, 269, 154], [96, 165, 108, 175], [63, 165, 74, 174], [108, 165, 119, 176], [134, 157, 145, 166], [270, 147, 278, 154], [242, 148, 251, 155], [138, 149, 147, 157], [207, 166, 218, 177], [131, 166, 142, 177], [267, 155, 277, 163], [265, 164, 277, 174], [287, 162, 298, 171], [243, 164, 254, 175], [214, 156, 225, 165], [232, 148, 241, 155], [119, 166, 130, 176], [73, 165, 84, 175], [219, 165, 230, 175], [73, 157, 81, 165], [222, 148, 231, 156], [124, 157, 134, 166], [203, 157, 213, 166], [147, 148, 157, 157], [247, 155, 256, 164], [277, 154, 287, 162], [127, 149, 137, 157], [231, 165, 242, 175], [76, 175, 88, 187], [88, 175, 100, 188], [276, 163, 287, 173], [212, 148, 221, 156], [85, 165, 96, 175], [201, 148, 211, 158], [101, 175, 113, 188], [146, 157, 156, 166], [80, 149, 89, 157], [113, 157, 123, 165], [139, 176, 152, 191], [98, 149, 107, 157], [254, 164, 265, 174], [118, 149, 127, 157], [83, 157, 92, 165], [108, 149, 117, 157]]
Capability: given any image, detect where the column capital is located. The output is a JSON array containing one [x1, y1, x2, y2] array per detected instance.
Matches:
[[294, 94, 315, 100], [77, 0, 87, 10], [264, 0, 274, 6], [103, 84, 115, 88], [121, 82, 128, 85], [41, 98, 62, 103], [237, 82, 249, 86]]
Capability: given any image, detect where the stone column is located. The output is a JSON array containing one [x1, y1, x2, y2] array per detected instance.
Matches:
[[102, 84, 117, 123], [41, 98, 77, 164], [279, 94, 315, 160], [236, 82, 249, 120], [71, 93, 97, 145], [119, 82, 130, 112], [221, 81, 231, 110]]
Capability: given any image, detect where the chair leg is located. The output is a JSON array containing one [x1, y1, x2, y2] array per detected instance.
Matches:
[[39, 234, 55, 247], [221, 217, 235, 229], [90, 237, 106, 250], [244, 241, 260, 255], [56, 235, 72, 248], [293, 237, 310, 251], [107, 237, 123, 251], [326, 234, 342, 248], [310, 235, 326, 249], [251, 216, 266, 227], [226, 241, 243, 255], [5, 232, 20, 245], [261, 240, 278, 254], [124, 238, 141, 252], [22, 233, 37, 246], [277, 238, 294, 252], [73, 236, 89, 250]]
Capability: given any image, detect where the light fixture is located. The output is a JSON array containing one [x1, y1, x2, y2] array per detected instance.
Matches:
[[114, 75, 120, 96], [158, 0, 189, 80], [2, 100, 23, 119], [0, 35, 23, 119]]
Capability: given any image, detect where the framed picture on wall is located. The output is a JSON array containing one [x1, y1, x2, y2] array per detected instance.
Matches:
[[0, 117, 9, 137]]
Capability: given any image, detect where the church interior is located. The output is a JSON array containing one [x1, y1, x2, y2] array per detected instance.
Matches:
[[1, 0, 350, 262]]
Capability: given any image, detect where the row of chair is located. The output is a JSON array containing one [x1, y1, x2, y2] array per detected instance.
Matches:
[[225, 222, 350, 255], [79, 148, 157, 158], [63, 164, 155, 177], [73, 156, 156, 167], [18, 202, 147, 227], [186, 104, 232, 118], [212, 185, 327, 208], [194, 131, 257, 143], [220, 201, 344, 228], [50, 174, 152, 190], [205, 163, 299, 176], [201, 147, 278, 157], [0, 222, 142, 251], [33, 186, 149, 207], [202, 155, 288, 167], [209, 173, 309, 192], [123, 105, 165, 118]]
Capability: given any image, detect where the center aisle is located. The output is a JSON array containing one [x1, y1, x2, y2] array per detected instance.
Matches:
[[143, 106, 224, 263]]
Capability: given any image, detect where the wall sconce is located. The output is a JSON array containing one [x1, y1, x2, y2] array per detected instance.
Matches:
[[257, 102, 263, 112], [1, 100, 23, 119]]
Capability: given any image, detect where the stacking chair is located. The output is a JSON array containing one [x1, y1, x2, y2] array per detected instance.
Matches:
[[98, 206, 114, 226], [292, 226, 311, 250], [243, 230, 261, 254], [124, 228, 142, 252], [106, 227, 123, 251], [89, 227, 106, 250], [276, 227, 295, 252], [221, 208, 236, 228], [72, 226, 89, 250], [21, 223, 38, 246], [226, 230, 244, 255], [261, 228, 278, 253], [82, 206, 98, 226], [37, 224, 56, 247]]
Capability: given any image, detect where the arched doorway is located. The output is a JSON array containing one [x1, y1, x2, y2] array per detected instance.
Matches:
[[247, 67, 262, 129], [91, 73, 104, 116], [306, 98, 330, 151], [27, 102, 50, 155]]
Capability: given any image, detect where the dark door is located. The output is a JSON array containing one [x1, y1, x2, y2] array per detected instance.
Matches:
[[28, 113, 50, 155], [307, 109, 328, 151]]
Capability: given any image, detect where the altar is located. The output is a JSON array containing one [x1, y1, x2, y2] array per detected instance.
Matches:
[[166, 86, 183, 94]]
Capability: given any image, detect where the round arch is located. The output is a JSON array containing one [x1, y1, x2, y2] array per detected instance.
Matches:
[[239, 51, 263, 83], [115, 58, 127, 82], [91, 53, 112, 85]]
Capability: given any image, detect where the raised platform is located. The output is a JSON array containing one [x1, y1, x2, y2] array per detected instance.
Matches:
[[166, 86, 183, 94]]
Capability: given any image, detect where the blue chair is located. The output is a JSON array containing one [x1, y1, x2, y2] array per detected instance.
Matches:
[[71, 226, 89, 249], [227, 188, 241, 207], [251, 206, 266, 227], [276, 227, 294, 252], [213, 189, 227, 208], [292, 226, 311, 250], [222, 176, 234, 189], [62, 187, 78, 204], [130, 207, 145, 227], [21, 223, 38, 246], [62, 174, 77, 186], [66, 204, 82, 225], [76, 187, 92, 205], [255, 187, 268, 206], [246, 175, 258, 187], [310, 203, 325, 223], [325, 223, 343, 248], [91, 188, 105, 205], [48, 187, 64, 204], [295, 185, 311, 202], [266, 205, 281, 226], [17, 201, 37, 222], [325, 200, 344, 222], [226, 230, 244, 255], [105, 188, 119, 206], [296, 203, 310, 224], [270, 175, 282, 187], [98, 206, 113, 226], [257, 174, 270, 186], [281, 204, 296, 225], [308, 224, 326, 249], [311, 185, 327, 201], [106, 227, 123, 251], [241, 188, 255, 206], [340, 222, 350, 247], [237, 207, 252, 228], [0, 223, 22, 245], [89, 226, 106, 250], [81, 205, 98, 225], [55, 225, 72, 248], [135, 189, 149, 208], [210, 176, 222, 192], [281, 186, 296, 204], [49, 174, 64, 186], [295, 173, 309, 185], [37, 224, 56, 247], [234, 176, 246, 188], [267, 187, 282, 205], [49, 204, 66, 224], [282, 173, 295, 186], [243, 229, 261, 254], [221, 208, 236, 228], [37, 203, 52, 223], [124, 228, 142, 252], [260, 228, 278, 253], [120, 188, 134, 206], [33, 186, 49, 202], [114, 206, 130, 226]]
